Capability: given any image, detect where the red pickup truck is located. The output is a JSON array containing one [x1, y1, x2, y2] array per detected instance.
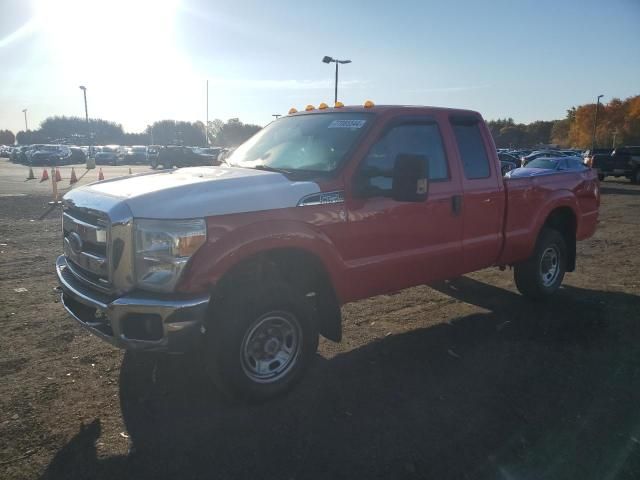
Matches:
[[56, 104, 600, 400]]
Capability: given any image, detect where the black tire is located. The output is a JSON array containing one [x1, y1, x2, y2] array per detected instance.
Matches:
[[150, 158, 158, 169], [514, 227, 567, 300], [204, 281, 318, 401], [598, 174, 605, 182]]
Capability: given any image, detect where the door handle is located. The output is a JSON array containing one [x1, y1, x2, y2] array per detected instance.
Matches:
[[451, 195, 462, 216]]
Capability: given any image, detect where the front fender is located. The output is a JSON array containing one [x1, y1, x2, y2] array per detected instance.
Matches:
[[176, 217, 347, 298]]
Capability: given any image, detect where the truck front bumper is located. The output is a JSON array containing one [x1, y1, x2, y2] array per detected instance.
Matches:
[[56, 255, 209, 352]]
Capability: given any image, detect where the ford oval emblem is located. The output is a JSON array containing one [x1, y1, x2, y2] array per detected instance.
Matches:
[[68, 232, 83, 254]]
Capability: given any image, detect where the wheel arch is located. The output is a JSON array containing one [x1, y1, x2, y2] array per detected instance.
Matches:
[[213, 247, 342, 342], [541, 206, 577, 272]]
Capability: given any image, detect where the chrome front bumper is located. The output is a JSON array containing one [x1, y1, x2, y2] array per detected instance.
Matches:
[[56, 255, 209, 352]]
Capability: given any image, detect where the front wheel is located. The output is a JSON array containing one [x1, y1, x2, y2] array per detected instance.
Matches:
[[204, 281, 318, 401], [514, 227, 567, 300]]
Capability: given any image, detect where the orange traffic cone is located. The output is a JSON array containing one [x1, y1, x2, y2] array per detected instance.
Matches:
[[70, 167, 78, 185], [40, 169, 49, 183], [98, 168, 104, 181], [27, 167, 36, 180], [55, 168, 62, 182]]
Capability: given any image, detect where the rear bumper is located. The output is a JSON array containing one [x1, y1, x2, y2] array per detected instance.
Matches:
[[56, 255, 209, 352]]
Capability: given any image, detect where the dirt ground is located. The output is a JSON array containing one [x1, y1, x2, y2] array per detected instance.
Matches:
[[1, 167, 639, 479]]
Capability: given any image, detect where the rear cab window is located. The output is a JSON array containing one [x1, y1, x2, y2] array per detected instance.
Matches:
[[450, 117, 492, 179]]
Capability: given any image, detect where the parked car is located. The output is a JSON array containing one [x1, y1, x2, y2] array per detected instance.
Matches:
[[29, 145, 72, 166], [68, 147, 87, 165], [521, 150, 569, 167], [194, 147, 223, 158], [506, 156, 588, 178], [591, 146, 640, 184], [152, 145, 218, 169], [0, 145, 12, 158], [498, 152, 519, 174], [94, 145, 125, 165], [24, 144, 45, 164], [10, 146, 29, 163], [124, 145, 148, 164]]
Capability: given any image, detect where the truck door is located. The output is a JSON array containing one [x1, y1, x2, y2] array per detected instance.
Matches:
[[448, 115, 505, 273], [344, 119, 464, 300]]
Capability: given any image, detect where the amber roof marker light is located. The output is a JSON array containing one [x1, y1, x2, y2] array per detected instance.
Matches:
[[322, 56, 352, 105]]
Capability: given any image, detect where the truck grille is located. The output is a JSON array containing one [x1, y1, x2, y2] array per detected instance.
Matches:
[[63, 207, 111, 291]]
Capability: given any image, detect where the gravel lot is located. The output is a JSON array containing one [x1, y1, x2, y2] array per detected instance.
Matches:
[[1, 158, 639, 479]]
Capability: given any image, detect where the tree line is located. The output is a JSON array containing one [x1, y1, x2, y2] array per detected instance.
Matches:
[[8, 116, 262, 148], [488, 95, 640, 149], [3, 95, 639, 149]]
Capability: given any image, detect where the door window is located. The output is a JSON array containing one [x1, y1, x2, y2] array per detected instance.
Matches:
[[356, 123, 448, 197]]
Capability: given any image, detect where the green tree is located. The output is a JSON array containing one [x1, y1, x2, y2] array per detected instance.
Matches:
[[146, 120, 206, 146], [0, 129, 15, 145], [207, 118, 262, 147], [551, 119, 570, 147]]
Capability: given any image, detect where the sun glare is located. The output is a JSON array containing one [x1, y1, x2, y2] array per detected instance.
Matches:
[[33, 0, 181, 67]]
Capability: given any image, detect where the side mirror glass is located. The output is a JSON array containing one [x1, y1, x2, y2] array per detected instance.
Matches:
[[392, 153, 429, 202]]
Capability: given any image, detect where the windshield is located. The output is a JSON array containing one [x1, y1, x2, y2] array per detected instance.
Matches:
[[227, 112, 374, 173], [526, 158, 560, 169]]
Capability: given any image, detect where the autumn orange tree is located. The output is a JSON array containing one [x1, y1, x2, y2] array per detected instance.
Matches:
[[564, 95, 640, 149], [488, 94, 640, 149]]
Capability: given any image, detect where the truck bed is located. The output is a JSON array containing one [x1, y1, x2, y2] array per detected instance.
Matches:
[[499, 169, 600, 266]]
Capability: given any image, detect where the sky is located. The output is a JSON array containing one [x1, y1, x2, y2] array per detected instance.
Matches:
[[1, 0, 639, 134]]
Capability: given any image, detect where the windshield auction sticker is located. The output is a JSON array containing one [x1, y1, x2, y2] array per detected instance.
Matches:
[[328, 119, 367, 129]]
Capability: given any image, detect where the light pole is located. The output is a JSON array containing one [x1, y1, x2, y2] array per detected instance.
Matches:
[[22, 109, 28, 131], [79, 86, 92, 160], [206, 79, 209, 145], [590, 94, 604, 152], [79, 86, 89, 123], [322, 56, 352, 105], [612, 128, 618, 149]]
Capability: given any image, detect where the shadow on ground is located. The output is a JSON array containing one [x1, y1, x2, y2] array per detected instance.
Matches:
[[41, 279, 640, 480]]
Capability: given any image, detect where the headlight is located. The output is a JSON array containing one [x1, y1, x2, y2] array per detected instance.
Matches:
[[134, 218, 206, 292]]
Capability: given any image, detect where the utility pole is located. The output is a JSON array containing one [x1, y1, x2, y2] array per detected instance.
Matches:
[[206, 80, 209, 145], [590, 94, 604, 152], [79, 86, 92, 160], [22, 109, 28, 131]]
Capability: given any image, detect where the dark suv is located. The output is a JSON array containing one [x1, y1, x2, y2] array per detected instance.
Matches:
[[590, 146, 640, 183], [152, 146, 218, 169]]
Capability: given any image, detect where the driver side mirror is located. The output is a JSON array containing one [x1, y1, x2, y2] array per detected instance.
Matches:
[[392, 153, 429, 202]]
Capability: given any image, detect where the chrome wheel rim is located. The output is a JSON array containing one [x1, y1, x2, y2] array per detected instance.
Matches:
[[540, 246, 560, 287], [240, 311, 301, 384]]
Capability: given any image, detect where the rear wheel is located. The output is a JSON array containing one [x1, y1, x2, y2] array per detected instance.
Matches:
[[204, 281, 318, 401], [514, 227, 567, 300]]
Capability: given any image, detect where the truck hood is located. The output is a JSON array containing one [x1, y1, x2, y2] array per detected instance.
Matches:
[[71, 166, 321, 218]]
